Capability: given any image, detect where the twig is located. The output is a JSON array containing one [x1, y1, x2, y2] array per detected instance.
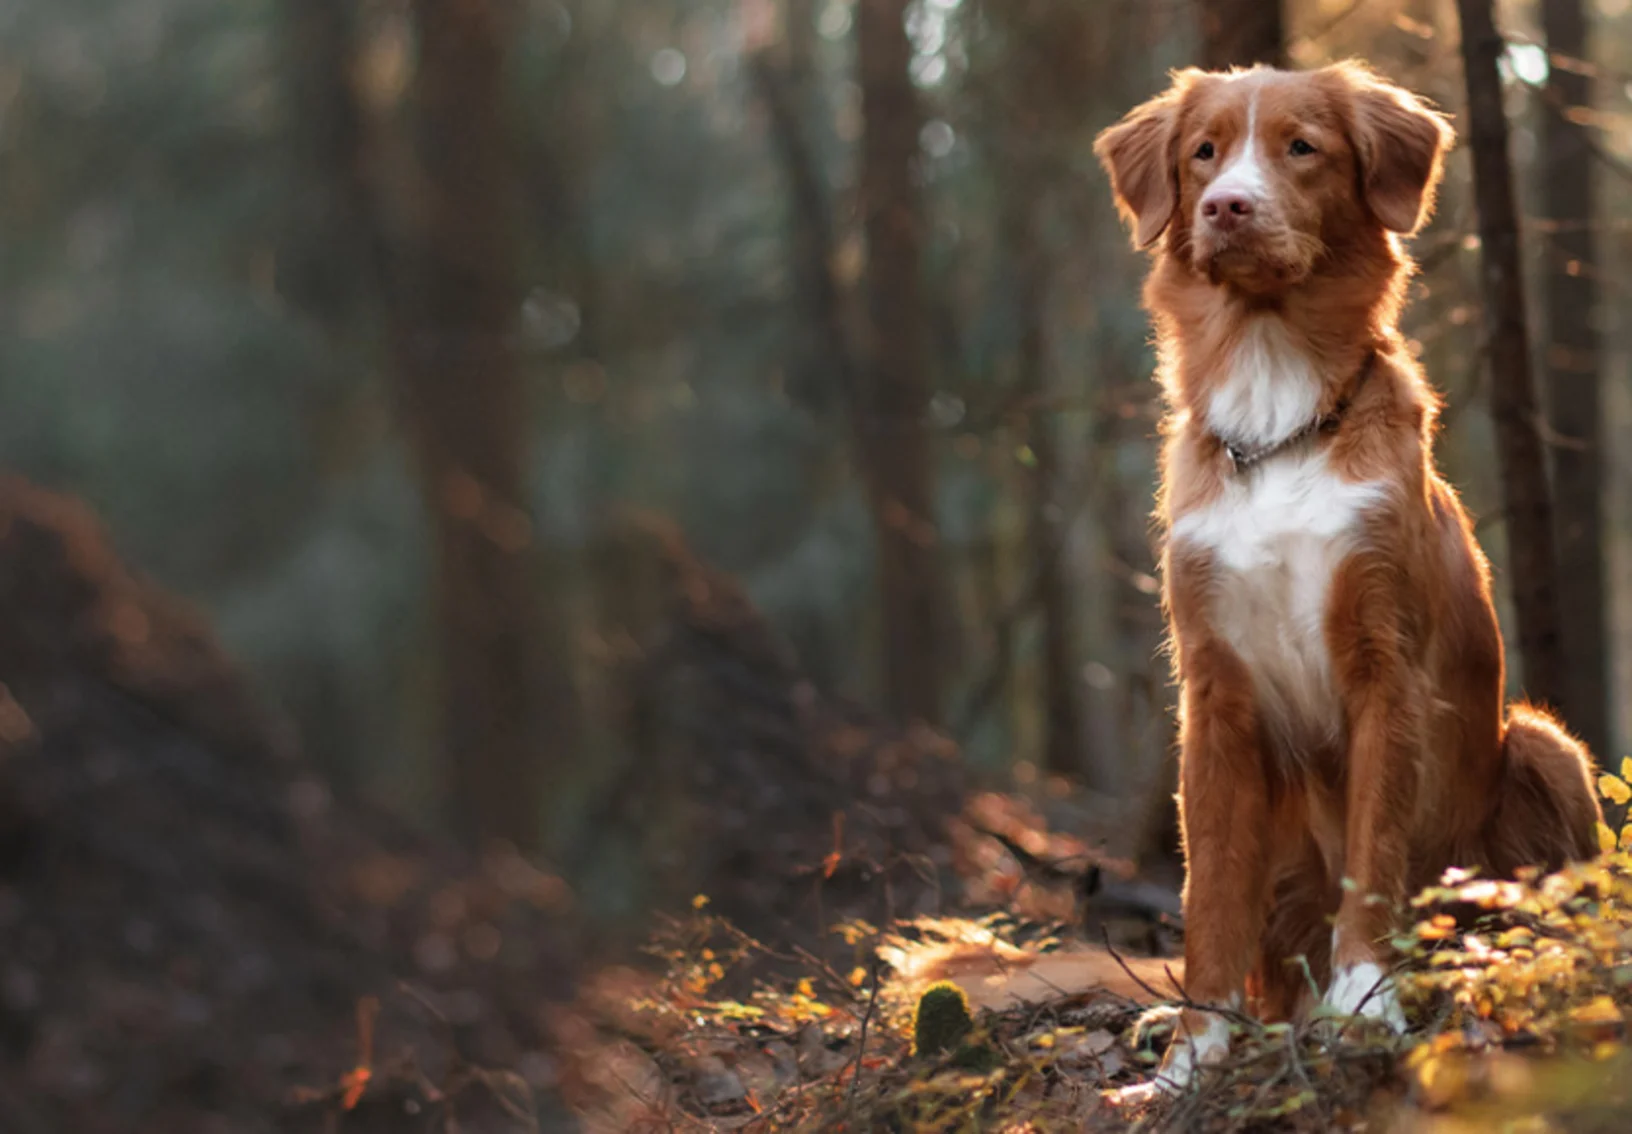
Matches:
[[710, 917, 861, 1005], [1099, 929, 1256, 1029], [1223, 1063, 1291, 1134], [1098, 928, 1171, 1005], [1283, 1018, 1334, 1131], [399, 982, 465, 1065], [846, 959, 885, 1117]]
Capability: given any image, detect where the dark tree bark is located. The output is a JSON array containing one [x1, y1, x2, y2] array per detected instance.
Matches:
[[786, 0, 818, 82], [389, 0, 576, 848], [856, 0, 947, 726], [1198, 0, 1284, 70], [973, 0, 1096, 779], [276, 0, 383, 793], [1541, 0, 1608, 759], [748, 43, 861, 414], [1456, 0, 1568, 711], [280, 0, 376, 331], [1000, 172, 1083, 778]]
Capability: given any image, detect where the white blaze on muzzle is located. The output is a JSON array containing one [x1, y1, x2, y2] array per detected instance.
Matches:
[[1200, 89, 1269, 220]]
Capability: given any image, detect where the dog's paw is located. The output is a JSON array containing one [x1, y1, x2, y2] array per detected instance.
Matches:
[[1129, 1002, 1183, 1049], [1102, 1078, 1170, 1110], [1315, 961, 1406, 1032]]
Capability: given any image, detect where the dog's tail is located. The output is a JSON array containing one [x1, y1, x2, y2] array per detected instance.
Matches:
[[1482, 703, 1601, 874]]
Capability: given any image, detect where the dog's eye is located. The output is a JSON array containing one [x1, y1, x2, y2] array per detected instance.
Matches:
[[1195, 141, 1215, 161], [1289, 138, 1317, 157]]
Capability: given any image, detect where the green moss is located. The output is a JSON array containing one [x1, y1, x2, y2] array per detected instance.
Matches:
[[911, 980, 974, 1058], [948, 1040, 1004, 1073]]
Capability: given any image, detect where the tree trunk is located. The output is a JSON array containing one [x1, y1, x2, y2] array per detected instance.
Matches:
[[391, 0, 573, 848], [856, 0, 946, 726], [748, 38, 860, 415], [1003, 190, 1083, 778], [1541, 0, 1607, 759], [1198, 0, 1284, 70], [280, 0, 372, 331], [1455, 0, 1568, 711]]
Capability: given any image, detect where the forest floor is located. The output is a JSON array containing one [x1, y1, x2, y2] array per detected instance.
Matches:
[[558, 788, 1632, 1134]]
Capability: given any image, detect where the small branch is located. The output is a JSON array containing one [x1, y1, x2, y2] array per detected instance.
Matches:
[[1099, 929, 1257, 1030], [846, 959, 885, 1117]]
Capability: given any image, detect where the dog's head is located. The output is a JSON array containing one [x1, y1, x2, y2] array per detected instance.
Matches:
[[1094, 62, 1453, 296]]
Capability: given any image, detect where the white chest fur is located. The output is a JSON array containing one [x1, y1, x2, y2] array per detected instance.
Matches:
[[1206, 316, 1323, 451], [1172, 448, 1389, 754]]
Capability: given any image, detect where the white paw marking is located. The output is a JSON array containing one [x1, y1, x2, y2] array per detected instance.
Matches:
[[1322, 961, 1406, 1031], [1153, 1013, 1232, 1094]]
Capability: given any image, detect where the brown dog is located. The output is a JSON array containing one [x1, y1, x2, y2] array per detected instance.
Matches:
[[1094, 62, 1600, 1090]]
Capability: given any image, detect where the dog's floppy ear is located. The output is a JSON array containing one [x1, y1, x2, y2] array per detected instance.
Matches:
[[1341, 64, 1455, 235], [1094, 80, 1187, 250]]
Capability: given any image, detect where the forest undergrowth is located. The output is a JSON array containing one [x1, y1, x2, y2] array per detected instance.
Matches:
[[558, 776, 1632, 1134]]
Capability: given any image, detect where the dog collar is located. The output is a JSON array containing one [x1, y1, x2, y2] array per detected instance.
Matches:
[[1217, 351, 1376, 474]]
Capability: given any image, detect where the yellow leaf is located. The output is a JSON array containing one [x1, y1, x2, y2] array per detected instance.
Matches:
[[1418, 913, 1459, 941], [1622, 757, 1632, 783], [1599, 823, 1617, 855], [849, 966, 867, 987], [1572, 996, 1622, 1026], [1599, 775, 1631, 806], [691, 894, 710, 910], [797, 977, 816, 999], [1620, 824, 1632, 852]]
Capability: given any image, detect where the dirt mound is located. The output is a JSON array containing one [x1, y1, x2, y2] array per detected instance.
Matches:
[[576, 513, 966, 942], [0, 478, 572, 1133]]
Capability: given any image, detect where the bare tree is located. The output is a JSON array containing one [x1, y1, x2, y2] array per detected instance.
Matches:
[[856, 0, 948, 725], [1198, 0, 1284, 70], [279, 0, 372, 334], [388, 0, 578, 848], [1541, 0, 1607, 759], [1010, 206, 1084, 778], [747, 1, 861, 416], [1455, 0, 1568, 711], [983, 1, 1096, 778]]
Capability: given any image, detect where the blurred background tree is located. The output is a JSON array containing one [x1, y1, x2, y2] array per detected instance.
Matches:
[[1200, 0, 1286, 68], [2, 0, 1629, 913], [1540, 0, 1609, 759]]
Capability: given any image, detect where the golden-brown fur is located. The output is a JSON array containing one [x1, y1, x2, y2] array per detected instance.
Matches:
[[1095, 62, 1601, 1086]]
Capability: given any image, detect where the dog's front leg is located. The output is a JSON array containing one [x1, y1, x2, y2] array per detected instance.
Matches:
[[1159, 633, 1272, 1091], [1323, 557, 1422, 1030]]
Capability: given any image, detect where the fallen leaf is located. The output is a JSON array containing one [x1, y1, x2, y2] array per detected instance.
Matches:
[[340, 1066, 371, 1111]]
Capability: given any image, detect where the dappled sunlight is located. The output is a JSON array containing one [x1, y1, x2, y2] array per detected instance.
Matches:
[[2, 0, 1632, 1129]]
